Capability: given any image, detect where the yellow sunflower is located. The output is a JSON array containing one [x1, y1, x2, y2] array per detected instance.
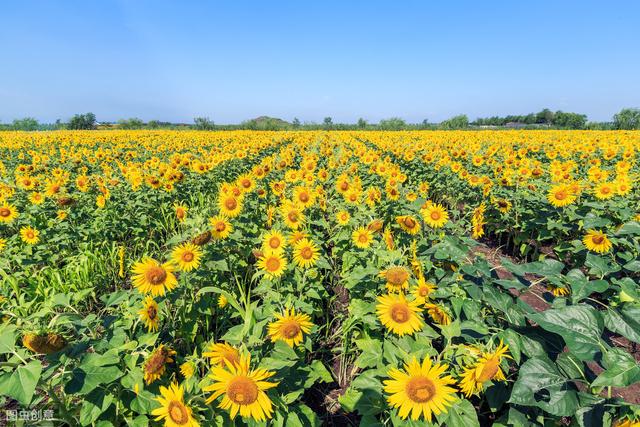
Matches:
[[268, 308, 314, 347], [425, 303, 451, 325], [379, 266, 411, 293], [20, 226, 40, 245], [218, 194, 243, 218], [583, 229, 612, 254], [151, 382, 200, 427], [131, 258, 178, 296], [494, 198, 512, 213], [336, 210, 351, 226], [376, 293, 424, 336], [459, 341, 510, 397], [261, 229, 287, 253], [0, 203, 19, 223], [209, 215, 233, 240], [594, 182, 616, 200], [203, 342, 241, 368], [421, 203, 449, 228], [352, 227, 374, 249], [412, 277, 436, 305], [180, 362, 195, 380], [203, 353, 278, 422], [281, 202, 305, 230], [171, 243, 202, 272], [384, 357, 457, 421], [547, 184, 576, 207], [396, 215, 421, 235], [144, 345, 176, 384], [292, 238, 320, 268], [174, 203, 188, 223], [0, 238, 6, 252], [138, 296, 160, 332], [29, 192, 45, 205], [257, 252, 288, 278]]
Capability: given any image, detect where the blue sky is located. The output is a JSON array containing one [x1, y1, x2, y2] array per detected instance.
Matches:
[[1, 0, 639, 123]]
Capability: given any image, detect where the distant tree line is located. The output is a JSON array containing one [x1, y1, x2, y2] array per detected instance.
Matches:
[[2, 108, 639, 131]]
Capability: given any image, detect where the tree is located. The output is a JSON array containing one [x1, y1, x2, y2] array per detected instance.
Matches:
[[147, 120, 161, 129], [292, 117, 301, 129], [194, 117, 215, 130], [440, 114, 469, 130], [357, 118, 367, 129], [12, 117, 40, 131], [378, 117, 406, 130], [613, 108, 640, 130], [323, 117, 333, 127], [552, 111, 587, 129], [67, 113, 96, 130], [536, 108, 554, 124], [118, 118, 144, 129]]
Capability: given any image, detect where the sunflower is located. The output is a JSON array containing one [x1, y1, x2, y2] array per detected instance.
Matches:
[[352, 227, 374, 249], [171, 243, 202, 272], [421, 203, 448, 228], [139, 296, 160, 332], [292, 238, 320, 268], [376, 293, 424, 336], [379, 266, 411, 292], [383, 227, 394, 250], [144, 345, 176, 384], [203, 353, 278, 422], [203, 342, 241, 368], [237, 174, 255, 193], [257, 252, 288, 278], [29, 192, 45, 205], [218, 294, 228, 308], [293, 186, 315, 208], [0, 238, 6, 252], [209, 215, 233, 240], [288, 230, 308, 245], [174, 203, 188, 223], [268, 308, 314, 347], [281, 202, 305, 230], [336, 210, 351, 226], [583, 229, 612, 254], [131, 258, 178, 296], [180, 362, 195, 380], [459, 341, 510, 397], [384, 357, 457, 421], [396, 215, 421, 235], [20, 226, 40, 245], [547, 184, 576, 207], [261, 230, 287, 254], [594, 182, 616, 200], [22, 332, 66, 354], [218, 194, 243, 218], [546, 285, 570, 297], [0, 203, 19, 223], [494, 198, 512, 213], [151, 382, 200, 427], [412, 277, 436, 305], [425, 303, 451, 325]]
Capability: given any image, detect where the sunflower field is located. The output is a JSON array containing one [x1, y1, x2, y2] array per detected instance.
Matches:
[[1, 130, 639, 427]]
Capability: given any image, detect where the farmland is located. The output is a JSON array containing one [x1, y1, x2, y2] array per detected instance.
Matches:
[[1, 130, 639, 426]]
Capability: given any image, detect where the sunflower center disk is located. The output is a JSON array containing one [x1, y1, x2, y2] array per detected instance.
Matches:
[[406, 377, 436, 403], [592, 235, 605, 244], [146, 266, 167, 285], [300, 247, 313, 259], [225, 198, 237, 210], [477, 358, 500, 382], [168, 401, 189, 425], [430, 211, 441, 220], [266, 257, 281, 271], [182, 252, 194, 262], [390, 304, 410, 323], [282, 321, 301, 338], [0, 208, 10, 217], [147, 306, 157, 320], [227, 377, 259, 405], [269, 238, 280, 249]]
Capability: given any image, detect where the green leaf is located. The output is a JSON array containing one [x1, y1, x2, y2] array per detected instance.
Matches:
[[592, 348, 640, 388], [80, 390, 114, 425], [585, 253, 620, 276], [0, 360, 42, 405], [65, 365, 123, 395], [528, 305, 603, 361], [0, 324, 17, 354], [355, 337, 383, 369], [604, 308, 640, 344], [615, 221, 640, 236], [444, 399, 480, 427], [509, 356, 578, 416]]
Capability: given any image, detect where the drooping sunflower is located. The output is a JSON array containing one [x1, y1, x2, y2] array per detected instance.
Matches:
[[383, 227, 394, 250], [151, 382, 200, 427], [139, 296, 160, 332], [292, 238, 320, 268], [203, 342, 241, 368], [20, 226, 40, 245], [203, 353, 278, 422], [0, 203, 19, 223], [131, 258, 178, 296], [144, 344, 176, 384], [547, 184, 576, 207], [379, 266, 411, 293], [174, 203, 188, 223], [396, 215, 421, 235], [425, 302, 451, 325], [268, 308, 314, 347], [22, 332, 66, 354], [171, 243, 202, 272], [384, 357, 457, 421], [261, 230, 287, 254], [583, 229, 612, 254], [421, 203, 449, 229], [459, 341, 511, 397], [257, 252, 288, 278], [209, 215, 233, 240], [352, 227, 374, 249], [376, 293, 424, 336]]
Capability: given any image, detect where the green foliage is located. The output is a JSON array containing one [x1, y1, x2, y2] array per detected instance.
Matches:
[[68, 113, 97, 130], [12, 117, 40, 131], [440, 114, 469, 129], [614, 108, 640, 130], [193, 116, 215, 130]]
